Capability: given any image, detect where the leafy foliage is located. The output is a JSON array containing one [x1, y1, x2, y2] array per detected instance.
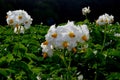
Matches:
[[0, 21, 120, 80]]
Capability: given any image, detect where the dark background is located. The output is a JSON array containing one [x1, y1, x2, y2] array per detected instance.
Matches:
[[0, 0, 120, 25]]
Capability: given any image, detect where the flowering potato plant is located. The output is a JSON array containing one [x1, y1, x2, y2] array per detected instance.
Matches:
[[41, 21, 89, 57], [0, 8, 120, 80], [40, 21, 90, 79], [6, 10, 33, 34]]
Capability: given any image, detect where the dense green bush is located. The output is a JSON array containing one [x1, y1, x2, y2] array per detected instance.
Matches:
[[0, 20, 120, 80]]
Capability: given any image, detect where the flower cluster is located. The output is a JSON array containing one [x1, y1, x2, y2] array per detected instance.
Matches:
[[82, 6, 91, 16], [6, 10, 33, 34], [41, 21, 89, 57], [96, 13, 114, 26]]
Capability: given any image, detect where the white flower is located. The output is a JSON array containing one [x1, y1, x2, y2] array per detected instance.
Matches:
[[14, 26, 24, 34], [24, 18, 33, 29], [45, 25, 57, 45], [79, 24, 89, 43], [6, 14, 18, 26], [93, 50, 98, 55], [36, 75, 41, 80], [96, 13, 114, 25], [53, 25, 69, 49], [82, 6, 91, 16], [41, 21, 90, 57], [78, 74, 83, 80], [6, 10, 33, 33], [114, 33, 120, 37], [41, 41, 53, 57], [7, 11, 12, 16], [54, 21, 80, 50]]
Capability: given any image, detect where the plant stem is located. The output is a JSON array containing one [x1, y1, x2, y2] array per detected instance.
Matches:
[[101, 25, 107, 53], [67, 51, 72, 80], [59, 49, 72, 80]]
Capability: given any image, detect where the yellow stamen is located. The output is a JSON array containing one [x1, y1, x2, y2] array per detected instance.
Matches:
[[63, 41, 68, 48], [43, 52, 47, 58], [43, 41, 48, 45], [69, 32, 75, 38], [9, 19, 14, 24], [100, 19, 104, 22], [25, 21, 28, 24], [72, 48, 77, 53], [82, 35, 87, 41], [18, 15, 22, 20], [15, 24, 19, 28], [51, 33, 57, 38], [105, 19, 108, 23]]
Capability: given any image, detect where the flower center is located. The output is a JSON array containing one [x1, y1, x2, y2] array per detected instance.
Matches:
[[69, 32, 75, 38], [63, 41, 68, 48], [105, 19, 108, 23], [51, 33, 57, 38], [100, 19, 104, 22], [9, 19, 14, 24], [18, 15, 22, 20], [82, 35, 87, 41], [43, 52, 47, 58], [25, 21, 28, 24], [15, 24, 19, 28], [72, 47, 77, 53], [43, 41, 48, 45]]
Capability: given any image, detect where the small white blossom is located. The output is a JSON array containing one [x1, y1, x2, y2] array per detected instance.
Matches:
[[114, 33, 120, 37], [78, 24, 89, 43], [93, 50, 98, 55], [6, 10, 33, 34], [41, 42, 53, 57], [14, 26, 24, 34], [96, 13, 114, 25], [78, 74, 83, 80], [45, 25, 57, 46], [82, 6, 91, 16], [36, 75, 41, 80]]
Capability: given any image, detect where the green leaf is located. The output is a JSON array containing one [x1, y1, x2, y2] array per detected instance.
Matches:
[[6, 54, 14, 62], [0, 68, 15, 77], [107, 72, 120, 80], [0, 68, 8, 77], [108, 49, 120, 57], [32, 67, 42, 74], [25, 53, 39, 61], [0, 56, 6, 65], [13, 43, 27, 58]]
